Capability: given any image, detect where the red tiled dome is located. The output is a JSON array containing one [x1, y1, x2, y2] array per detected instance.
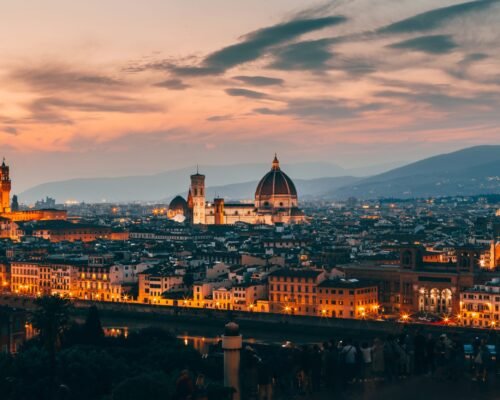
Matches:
[[255, 155, 297, 198]]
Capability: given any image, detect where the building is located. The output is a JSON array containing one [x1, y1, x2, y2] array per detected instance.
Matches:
[[341, 246, 481, 315], [10, 261, 40, 295], [0, 159, 67, 224], [0, 306, 28, 353], [490, 241, 500, 269], [231, 282, 267, 311], [138, 269, 186, 303], [0, 263, 10, 290], [0, 159, 11, 213], [168, 155, 306, 225], [76, 263, 123, 301], [268, 268, 326, 315], [460, 279, 500, 329], [31, 221, 113, 242], [317, 278, 378, 319], [0, 217, 21, 240]]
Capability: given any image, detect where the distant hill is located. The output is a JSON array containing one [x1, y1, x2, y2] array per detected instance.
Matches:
[[204, 176, 362, 201], [330, 145, 500, 199], [20, 146, 498, 203], [19, 161, 351, 203]]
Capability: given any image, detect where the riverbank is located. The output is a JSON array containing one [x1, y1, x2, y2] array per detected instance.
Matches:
[[1, 294, 492, 344]]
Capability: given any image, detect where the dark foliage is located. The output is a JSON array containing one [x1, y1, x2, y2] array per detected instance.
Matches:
[[0, 321, 227, 400]]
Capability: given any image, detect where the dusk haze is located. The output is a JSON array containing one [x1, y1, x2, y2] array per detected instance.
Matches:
[[0, 2, 499, 400]]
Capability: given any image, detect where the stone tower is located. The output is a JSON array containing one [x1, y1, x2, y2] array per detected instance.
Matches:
[[190, 170, 206, 224], [214, 197, 225, 225], [0, 159, 11, 213]]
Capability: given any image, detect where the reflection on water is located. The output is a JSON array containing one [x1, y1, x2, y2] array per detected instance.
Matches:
[[178, 334, 261, 355], [179, 335, 221, 355], [103, 326, 129, 338], [103, 325, 268, 355]]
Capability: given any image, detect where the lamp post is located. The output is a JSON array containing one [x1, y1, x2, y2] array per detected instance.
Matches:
[[222, 322, 242, 400]]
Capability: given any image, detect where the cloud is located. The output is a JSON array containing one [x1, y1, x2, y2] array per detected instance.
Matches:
[[204, 16, 345, 71], [19, 95, 163, 125], [232, 75, 284, 86], [387, 34, 458, 54], [225, 88, 269, 99], [170, 66, 222, 77], [2, 126, 18, 135], [377, 0, 498, 34], [207, 114, 235, 122], [254, 98, 382, 121], [164, 15, 347, 76], [6, 63, 163, 125], [375, 90, 499, 111], [269, 38, 335, 71], [153, 79, 190, 90], [11, 64, 124, 93]]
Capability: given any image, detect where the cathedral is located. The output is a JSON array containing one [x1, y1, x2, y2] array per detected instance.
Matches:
[[168, 155, 306, 225]]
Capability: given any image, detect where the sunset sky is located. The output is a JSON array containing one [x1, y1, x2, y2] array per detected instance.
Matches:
[[1, 0, 500, 192]]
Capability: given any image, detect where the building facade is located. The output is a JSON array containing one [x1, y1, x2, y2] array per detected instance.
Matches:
[[341, 246, 481, 315], [0, 159, 67, 227], [168, 155, 306, 225], [317, 279, 378, 319], [460, 279, 500, 329]]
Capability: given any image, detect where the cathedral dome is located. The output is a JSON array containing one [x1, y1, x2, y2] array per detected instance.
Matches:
[[168, 195, 188, 217], [255, 155, 298, 209]]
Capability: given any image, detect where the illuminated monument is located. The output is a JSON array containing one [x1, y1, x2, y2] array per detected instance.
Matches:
[[168, 155, 306, 225], [0, 159, 67, 222]]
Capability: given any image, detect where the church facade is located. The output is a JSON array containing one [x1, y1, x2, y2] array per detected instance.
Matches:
[[168, 155, 306, 225]]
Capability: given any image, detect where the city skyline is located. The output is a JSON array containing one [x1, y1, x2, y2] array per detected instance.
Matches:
[[1, 0, 500, 191]]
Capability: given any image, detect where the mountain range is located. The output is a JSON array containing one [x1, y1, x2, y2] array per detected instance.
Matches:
[[18, 161, 398, 203], [329, 145, 500, 199], [18, 146, 500, 203]]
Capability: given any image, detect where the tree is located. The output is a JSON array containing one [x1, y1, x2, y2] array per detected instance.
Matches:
[[183, 272, 194, 288], [30, 295, 72, 398], [11, 195, 19, 211], [112, 372, 172, 400], [82, 305, 104, 345], [31, 295, 72, 353]]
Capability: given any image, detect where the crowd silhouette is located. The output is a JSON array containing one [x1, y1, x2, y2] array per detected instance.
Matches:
[[230, 328, 500, 400]]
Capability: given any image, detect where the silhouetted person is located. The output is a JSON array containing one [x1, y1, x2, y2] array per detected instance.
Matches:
[[257, 359, 273, 400], [425, 334, 436, 375], [175, 370, 194, 400], [414, 330, 426, 375]]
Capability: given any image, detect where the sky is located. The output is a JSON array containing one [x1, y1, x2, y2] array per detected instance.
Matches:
[[1, 0, 500, 192]]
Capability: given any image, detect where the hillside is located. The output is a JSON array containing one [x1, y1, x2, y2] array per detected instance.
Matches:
[[204, 176, 361, 201], [19, 161, 348, 203], [331, 146, 500, 199]]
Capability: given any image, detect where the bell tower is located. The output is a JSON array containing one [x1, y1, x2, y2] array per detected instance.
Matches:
[[214, 197, 225, 225], [190, 168, 206, 224], [0, 158, 11, 213]]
